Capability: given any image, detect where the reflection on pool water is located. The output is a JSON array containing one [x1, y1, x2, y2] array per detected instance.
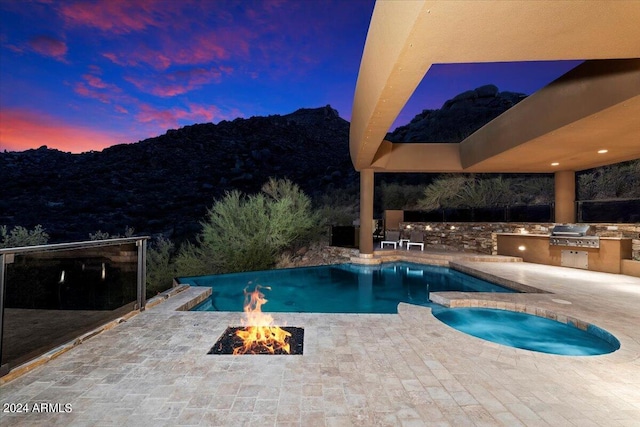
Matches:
[[432, 307, 620, 356], [178, 262, 516, 314]]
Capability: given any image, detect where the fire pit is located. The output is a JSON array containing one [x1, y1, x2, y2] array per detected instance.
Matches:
[[208, 285, 304, 355], [209, 326, 304, 355]]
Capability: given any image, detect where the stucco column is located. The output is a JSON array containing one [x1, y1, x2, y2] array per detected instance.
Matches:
[[359, 169, 374, 256], [555, 170, 576, 223]]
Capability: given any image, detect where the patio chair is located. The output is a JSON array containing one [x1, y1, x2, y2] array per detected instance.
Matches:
[[380, 230, 400, 249], [406, 231, 424, 251]]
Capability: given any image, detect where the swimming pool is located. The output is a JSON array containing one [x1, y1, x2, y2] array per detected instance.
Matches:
[[178, 262, 516, 313]]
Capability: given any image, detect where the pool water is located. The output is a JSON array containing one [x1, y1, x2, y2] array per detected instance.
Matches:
[[432, 307, 620, 356], [178, 262, 516, 313]]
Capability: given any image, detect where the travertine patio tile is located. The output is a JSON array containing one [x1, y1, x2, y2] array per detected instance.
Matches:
[[462, 404, 501, 426], [299, 396, 322, 411], [300, 410, 326, 427], [344, 393, 367, 408], [450, 390, 478, 406], [400, 379, 424, 392], [247, 413, 276, 426], [223, 411, 253, 426], [426, 386, 452, 401], [324, 403, 350, 417], [229, 396, 256, 412], [505, 402, 544, 422], [172, 407, 205, 425], [208, 395, 236, 411], [198, 409, 229, 426], [407, 391, 433, 405], [275, 406, 301, 424], [492, 411, 526, 426], [325, 415, 354, 427]]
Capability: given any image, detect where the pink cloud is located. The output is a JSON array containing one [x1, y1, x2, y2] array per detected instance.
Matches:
[[59, 0, 163, 34], [125, 66, 227, 97], [28, 35, 67, 60], [101, 52, 125, 66], [82, 74, 108, 89], [74, 82, 110, 104], [0, 109, 124, 153], [73, 73, 124, 105], [72, 72, 143, 120], [186, 103, 219, 123], [135, 102, 237, 128], [5, 43, 24, 54], [103, 29, 235, 71], [103, 47, 173, 70], [219, 65, 234, 74]]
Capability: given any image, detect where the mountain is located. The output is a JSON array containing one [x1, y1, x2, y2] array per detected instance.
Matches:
[[387, 84, 526, 142], [0, 87, 529, 244], [0, 105, 355, 243]]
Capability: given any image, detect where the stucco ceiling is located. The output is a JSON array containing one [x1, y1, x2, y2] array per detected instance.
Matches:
[[350, 0, 640, 173]]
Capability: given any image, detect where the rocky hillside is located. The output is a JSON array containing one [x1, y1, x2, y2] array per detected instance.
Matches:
[[0, 105, 356, 243], [387, 84, 526, 142], [1, 87, 531, 244]]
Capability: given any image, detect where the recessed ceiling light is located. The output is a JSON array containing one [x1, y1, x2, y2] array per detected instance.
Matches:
[[551, 162, 559, 166], [597, 149, 608, 154]]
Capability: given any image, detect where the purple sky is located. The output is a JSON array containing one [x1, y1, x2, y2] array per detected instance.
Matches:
[[0, 0, 580, 153]]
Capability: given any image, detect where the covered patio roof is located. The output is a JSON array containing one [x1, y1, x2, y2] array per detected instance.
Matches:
[[350, 0, 640, 174]]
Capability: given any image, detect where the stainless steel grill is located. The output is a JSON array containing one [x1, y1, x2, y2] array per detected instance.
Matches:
[[549, 224, 599, 248]]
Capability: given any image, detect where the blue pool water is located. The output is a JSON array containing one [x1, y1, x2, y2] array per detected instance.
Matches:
[[178, 262, 516, 313], [432, 307, 620, 356]]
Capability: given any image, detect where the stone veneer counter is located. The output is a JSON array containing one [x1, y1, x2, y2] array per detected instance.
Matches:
[[496, 233, 632, 274]]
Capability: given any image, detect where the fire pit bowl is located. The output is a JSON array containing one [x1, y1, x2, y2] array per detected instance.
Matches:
[[209, 326, 304, 355]]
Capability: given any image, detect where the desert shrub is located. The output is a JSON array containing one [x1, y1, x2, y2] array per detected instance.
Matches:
[[0, 225, 49, 248], [88, 230, 111, 241], [174, 239, 221, 277], [417, 174, 554, 210], [89, 227, 135, 240], [260, 177, 318, 248], [379, 182, 425, 210], [176, 178, 318, 275], [314, 185, 359, 228], [146, 236, 177, 297], [417, 175, 469, 210], [456, 176, 504, 207], [578, 159, 640, 200], [516, 176, 554, 204]]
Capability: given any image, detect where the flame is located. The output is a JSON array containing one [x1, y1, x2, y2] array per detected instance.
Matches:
[[233, 285, 291, 355]]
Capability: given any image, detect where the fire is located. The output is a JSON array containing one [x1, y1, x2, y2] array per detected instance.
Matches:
[[233, 285, 291, 355]]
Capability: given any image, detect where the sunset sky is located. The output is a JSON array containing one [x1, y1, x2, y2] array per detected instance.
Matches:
[[0, 0, 580, 153]]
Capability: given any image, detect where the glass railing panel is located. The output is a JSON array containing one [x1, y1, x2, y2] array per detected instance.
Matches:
[[1, 239, 145, 373]]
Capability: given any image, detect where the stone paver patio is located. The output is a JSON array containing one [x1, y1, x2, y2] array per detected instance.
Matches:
[[1, 259, 640, 426]]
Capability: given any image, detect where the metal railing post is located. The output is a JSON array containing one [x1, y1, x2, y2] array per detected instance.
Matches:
[[0, 253, 8, 376], [137, 239, 147, 311]]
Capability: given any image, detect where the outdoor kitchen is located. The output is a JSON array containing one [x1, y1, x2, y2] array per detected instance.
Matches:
[[496, 224, 633, 274]]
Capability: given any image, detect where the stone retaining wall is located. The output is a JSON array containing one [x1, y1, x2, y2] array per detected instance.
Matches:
[[398, 222, 640, 260], [278, 243, 358, 268]]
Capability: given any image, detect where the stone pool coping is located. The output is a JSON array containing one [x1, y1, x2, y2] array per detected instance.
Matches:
[[173, 260, 640, 363]]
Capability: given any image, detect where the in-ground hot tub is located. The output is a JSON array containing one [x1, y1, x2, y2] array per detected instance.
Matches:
[[432, 307, 620, 356]]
